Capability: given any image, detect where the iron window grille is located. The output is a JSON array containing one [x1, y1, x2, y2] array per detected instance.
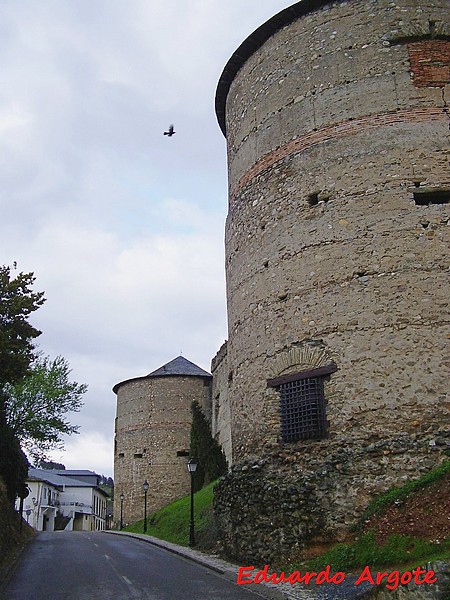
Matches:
[[268, 363, 337, 443]]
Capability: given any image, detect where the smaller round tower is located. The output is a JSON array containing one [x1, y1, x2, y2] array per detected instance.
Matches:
[[113, 356, 212, 527]]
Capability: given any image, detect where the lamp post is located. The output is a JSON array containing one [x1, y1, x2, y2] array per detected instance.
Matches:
[[143, 480, 149, 533], [187, 458, 198, 546], [120, 493, 124, 531]]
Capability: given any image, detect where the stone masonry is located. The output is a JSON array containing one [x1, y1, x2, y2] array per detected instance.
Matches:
[[113, 356, 212, 527], [211, 342, 233, 464], [212, 0, 450, 563]]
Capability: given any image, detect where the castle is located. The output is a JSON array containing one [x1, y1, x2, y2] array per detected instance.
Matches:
[[114, 0, 449, 561], [113, 356, 212, 525]]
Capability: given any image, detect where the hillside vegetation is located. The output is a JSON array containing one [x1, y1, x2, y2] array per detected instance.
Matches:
[[291, 460, 450, 571], [124, 480, 218, 551], [0, 478, 34, 587], [126, 462, 450, 572]]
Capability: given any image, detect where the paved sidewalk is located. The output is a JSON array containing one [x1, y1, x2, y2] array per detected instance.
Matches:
[[104, 530, 374, 600]]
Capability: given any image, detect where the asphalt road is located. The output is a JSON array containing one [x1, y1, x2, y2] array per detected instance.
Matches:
[[3, 531, 272, 600]]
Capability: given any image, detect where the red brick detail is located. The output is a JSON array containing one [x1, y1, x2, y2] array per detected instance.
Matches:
[[408, 40, 450, 88], [230, 107, 447, 205]]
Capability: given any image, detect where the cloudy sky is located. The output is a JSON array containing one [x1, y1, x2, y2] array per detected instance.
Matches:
[[1, 0, 294, 477]]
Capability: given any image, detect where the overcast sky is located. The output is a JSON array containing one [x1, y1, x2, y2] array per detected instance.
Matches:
[[1, 0, 294, 477]]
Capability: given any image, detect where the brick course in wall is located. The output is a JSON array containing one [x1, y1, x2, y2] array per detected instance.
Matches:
[[408, 40, 450, 88], [230, 106, 448, 204], [219, 0, 449, 463]]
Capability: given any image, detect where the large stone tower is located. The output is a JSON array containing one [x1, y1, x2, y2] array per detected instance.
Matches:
[[113, 356, 211, 526], [213, 0, 449, 562]]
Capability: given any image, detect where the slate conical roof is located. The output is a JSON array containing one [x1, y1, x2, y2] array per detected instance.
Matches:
[[113, 355, 211, 394], [148, 355, 211, 378]]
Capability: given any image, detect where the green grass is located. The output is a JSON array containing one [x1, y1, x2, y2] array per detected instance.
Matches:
[[124, 480, 217, 548], [304, 531, 450, 572], [123, 461, 450, 572], [355, 460, 450, 529], [296, 461, 450, 573]]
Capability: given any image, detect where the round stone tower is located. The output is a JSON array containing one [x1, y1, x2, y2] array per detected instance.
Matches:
[[216, 0, 449, 462], [213, 0, 449, 562], [113, 356, 211, 527]]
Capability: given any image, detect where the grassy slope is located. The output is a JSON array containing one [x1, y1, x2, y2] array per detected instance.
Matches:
[[124, 480, 217, 550], [302, 461, 450, 572], [124, 462, 450, 571]]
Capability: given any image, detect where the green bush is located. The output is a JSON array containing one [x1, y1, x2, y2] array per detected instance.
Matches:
[[190, 401, 227, 492]]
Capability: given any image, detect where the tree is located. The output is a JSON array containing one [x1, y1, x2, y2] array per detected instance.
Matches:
[[0, 264, 45, 387], [0, 391, 29, 505], [190, 400, 228, 492], [4, 355, 87, 462], [37, 460, 66, 470], [0, 264, 44, 504]]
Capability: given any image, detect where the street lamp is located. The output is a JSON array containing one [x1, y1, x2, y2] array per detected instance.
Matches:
[[187, 458, 198, 546], [120, 493, 124, 531], [143, 480, 149, 533]]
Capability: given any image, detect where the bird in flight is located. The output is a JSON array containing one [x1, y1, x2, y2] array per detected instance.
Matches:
[[164, 124, 175, 137]]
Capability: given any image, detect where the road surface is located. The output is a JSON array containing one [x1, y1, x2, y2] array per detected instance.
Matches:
[[4, 531, 272, 600]]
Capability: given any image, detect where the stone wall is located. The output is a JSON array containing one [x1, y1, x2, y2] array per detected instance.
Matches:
[[113, 374, 210, 526], [214, 437, 449, 566], [211, 342, 233, 465]]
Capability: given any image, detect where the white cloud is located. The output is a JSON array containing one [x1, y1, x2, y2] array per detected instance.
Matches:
[[48, 431, 114, 477], [0, 104, 32, 134], [1, 0, 293, 477]]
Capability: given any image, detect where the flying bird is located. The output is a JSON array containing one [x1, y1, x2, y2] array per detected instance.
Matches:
[[164, 124, 175, 137]]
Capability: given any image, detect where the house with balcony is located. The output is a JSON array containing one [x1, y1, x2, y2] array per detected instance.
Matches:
[[21, 470, 61, 531], [19, 469, 110, 532]]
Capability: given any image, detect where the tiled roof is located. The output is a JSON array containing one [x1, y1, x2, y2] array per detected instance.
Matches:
[[28, 468, 93, 488], [148, 356, 211, 378], [113, 355, 211, 394], [52, 470, 98, 476]]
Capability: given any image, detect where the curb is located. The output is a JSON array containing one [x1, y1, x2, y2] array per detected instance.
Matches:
[[103, 531, 376, 600], [103, 530, 232, 575], [103, 530, 288, 599]]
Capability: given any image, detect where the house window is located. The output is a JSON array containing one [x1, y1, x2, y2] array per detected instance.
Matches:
[[268, 363, 337, 443]]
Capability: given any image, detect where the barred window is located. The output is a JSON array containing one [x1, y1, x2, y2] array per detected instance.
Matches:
[[279, 377, 326, 441], [268, 363, 337, 443]]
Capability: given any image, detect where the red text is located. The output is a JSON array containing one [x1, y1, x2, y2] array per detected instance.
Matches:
[[237, 565, 345, 586], [354, 566, 438, 591]]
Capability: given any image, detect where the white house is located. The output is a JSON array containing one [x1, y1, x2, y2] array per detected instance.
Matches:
[[20, 471, 61, 532], [19, 469, 110, 532]]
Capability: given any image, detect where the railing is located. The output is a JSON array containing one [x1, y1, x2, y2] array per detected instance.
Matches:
[[59, 502, 92, 509]]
